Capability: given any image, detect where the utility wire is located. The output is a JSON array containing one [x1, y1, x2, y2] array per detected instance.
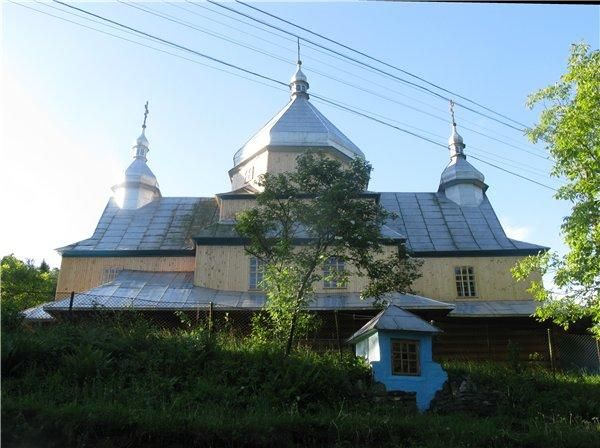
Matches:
[[21, 1, 286, 95], [312, 95, 557, 192], [52, 0, 288, 88], [236, 0, 530, 130], [202, 0, 527, 133], [123, 1, 549, 162], [21, 1, 556, 191], [183, 0, 544, 155]]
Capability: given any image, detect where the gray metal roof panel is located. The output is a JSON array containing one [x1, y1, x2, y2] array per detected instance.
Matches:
[[448, 300, 537, 317], [60, 197, 218, 254], [379, 192, 547, 254], [44, 270, 454, 313], [347, 306, 442, 343]]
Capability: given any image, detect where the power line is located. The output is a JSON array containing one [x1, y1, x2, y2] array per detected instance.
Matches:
[[121, 1, 549, 163], [19, 1, 556, 191], [236, 0, 530, 131], [312, 95, 557, 192], [18, 1, 286, 95], [202, 0, 527, 133], [187, 0, 545, 156], [52, 0, 288, 89]]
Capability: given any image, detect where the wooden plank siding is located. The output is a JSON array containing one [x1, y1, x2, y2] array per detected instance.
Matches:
[[55, 257, 195, 297]]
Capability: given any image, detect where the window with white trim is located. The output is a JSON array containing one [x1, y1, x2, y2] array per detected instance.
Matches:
[[391, 339, 420, 376], [455, 266, 477, 297], [323, 257, 345, 289], [249, 257, 265, 290]]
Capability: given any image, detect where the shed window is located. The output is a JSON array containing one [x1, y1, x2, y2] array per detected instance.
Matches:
[[323, 257, 345, 289], [249, 257, 265, 290], [391, 339, 420, 376], [455, 266, 477, 297]]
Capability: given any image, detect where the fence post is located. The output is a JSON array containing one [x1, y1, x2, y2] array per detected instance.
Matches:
[[208, 301, 214, 337], [68, 291, 75, 319], [334, 310, 342, 361], [547, 328, 555, 373], [195, 304, 200, 325]]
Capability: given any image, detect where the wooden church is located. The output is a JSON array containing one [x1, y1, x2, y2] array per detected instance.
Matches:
[[36, 61, 553, 363]]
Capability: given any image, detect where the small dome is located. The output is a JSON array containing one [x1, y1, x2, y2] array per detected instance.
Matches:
[[136, 131, 149, 148], [448, 126, 464, 147], [290, 64, 308, 84]]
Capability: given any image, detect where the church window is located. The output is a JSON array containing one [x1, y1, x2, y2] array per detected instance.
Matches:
[[455, 266, 477, 297], [323, 257, 345, 289], [391, 339, 420, 376], [102, 267, 122, 284], [249, 257, 265, 290]]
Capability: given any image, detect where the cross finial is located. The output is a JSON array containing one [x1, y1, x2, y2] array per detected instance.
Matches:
[[449, 100, 456, 127], [142, 101, 149, 130], [297, 37, 301, 65]]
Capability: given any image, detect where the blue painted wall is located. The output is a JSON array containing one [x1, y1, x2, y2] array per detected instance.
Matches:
[[355, 330, 447, 412]]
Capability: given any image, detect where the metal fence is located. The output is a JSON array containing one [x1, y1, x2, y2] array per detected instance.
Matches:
[[554, 332, 600, 373]]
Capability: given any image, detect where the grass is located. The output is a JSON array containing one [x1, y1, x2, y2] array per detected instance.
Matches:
[[2, 317, 599, 447]]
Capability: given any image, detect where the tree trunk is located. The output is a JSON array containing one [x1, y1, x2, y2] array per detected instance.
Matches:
[[285, 310, 298, 356]]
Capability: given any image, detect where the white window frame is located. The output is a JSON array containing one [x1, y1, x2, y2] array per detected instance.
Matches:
[[248, 257, 265, 290], [323, 257, 346, 289], [455, 266, 477, 297]]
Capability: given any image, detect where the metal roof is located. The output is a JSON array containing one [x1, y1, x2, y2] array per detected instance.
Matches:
[[448, 300, 537, 317], [379, 192, 547, 254], [22, 303, 55, 322], [60, 192, 546, 256], [233, 95, 365, 167], [43, 270, 454, 313], [59, 197, 218, 254], [347, 305, 442, 344]]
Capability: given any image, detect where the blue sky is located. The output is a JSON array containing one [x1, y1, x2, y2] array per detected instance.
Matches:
[[2, 1, 599, 267]]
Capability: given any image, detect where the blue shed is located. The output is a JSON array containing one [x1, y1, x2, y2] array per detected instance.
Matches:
[[347, 305, 447, 412]]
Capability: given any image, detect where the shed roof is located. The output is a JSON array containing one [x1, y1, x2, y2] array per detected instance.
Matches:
[[347, 305, 442, 344]]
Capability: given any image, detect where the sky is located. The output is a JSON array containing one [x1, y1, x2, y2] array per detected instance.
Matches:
[[1, 1, 599, 268]]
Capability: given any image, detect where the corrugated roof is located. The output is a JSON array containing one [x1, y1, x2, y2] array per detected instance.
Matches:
[[59, 197, 218, 254], [43, 270, 453, 313], [379, 192, 547, 254], [347, 305, 442, 344]]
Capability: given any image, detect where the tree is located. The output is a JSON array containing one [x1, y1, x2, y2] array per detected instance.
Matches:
[[1, 254, 59, 328], [513, 43, 600, 337], [235, 153, 422, 353]]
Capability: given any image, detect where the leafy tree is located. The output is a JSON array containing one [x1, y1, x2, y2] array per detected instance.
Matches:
[[1, 254, 59, 328], [513, 43, 599, 337], [235, 153, 422, 354]]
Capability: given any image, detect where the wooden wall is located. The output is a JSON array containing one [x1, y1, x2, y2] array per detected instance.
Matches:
[[412, 256, 540, 301], [56, 256, 195, 296], [194, 245, 537, 301]]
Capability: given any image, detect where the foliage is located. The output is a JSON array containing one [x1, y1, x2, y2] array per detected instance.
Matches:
[[2, 320, 599, 447], [1, 254, 59, 329], [235, 153, 422, 352], [513, 43, 600, 337]]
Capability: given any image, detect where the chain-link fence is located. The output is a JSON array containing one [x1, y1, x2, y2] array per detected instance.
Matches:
[[554, 332, 600, 373], [19, 289, 380, 352]]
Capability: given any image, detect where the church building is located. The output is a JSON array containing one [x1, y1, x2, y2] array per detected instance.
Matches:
[[41, 62, 552, 363]]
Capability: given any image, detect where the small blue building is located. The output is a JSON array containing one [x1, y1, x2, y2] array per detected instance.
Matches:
[[347, 305, 447, 412]]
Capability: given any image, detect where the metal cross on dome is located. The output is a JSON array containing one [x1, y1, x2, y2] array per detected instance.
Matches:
[[142, 101, 149, 130], [449, 100, 456, 126]]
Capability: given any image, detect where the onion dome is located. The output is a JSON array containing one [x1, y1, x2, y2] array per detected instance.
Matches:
[[112, 102, 161, 209], [439, 106, 487, 206]]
